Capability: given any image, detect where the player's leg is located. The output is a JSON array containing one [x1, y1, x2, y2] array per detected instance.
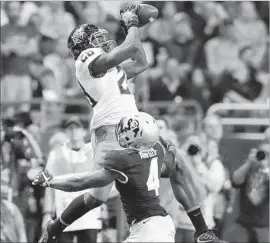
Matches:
[[87, 125, 121, 202], [124, 215, 175, 242]]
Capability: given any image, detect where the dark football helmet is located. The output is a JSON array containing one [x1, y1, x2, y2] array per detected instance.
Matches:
[[67, 23, 117, 60]]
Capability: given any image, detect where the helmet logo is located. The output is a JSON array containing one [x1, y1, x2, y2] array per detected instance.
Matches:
[[71, 28, 85, 45], [127, 119, 140, 137]]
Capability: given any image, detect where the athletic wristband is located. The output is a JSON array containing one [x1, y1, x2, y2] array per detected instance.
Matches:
[[127, 16, 139, 30], [128, 24, 139, 29]]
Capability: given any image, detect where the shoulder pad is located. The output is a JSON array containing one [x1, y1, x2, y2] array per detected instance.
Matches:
[[104, 149, 127, 172]]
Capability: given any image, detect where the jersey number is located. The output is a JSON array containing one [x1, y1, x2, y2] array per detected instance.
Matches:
[[146, 157, 160, 196], [81, 50, 94, 63], [117, 67, 131, 95]]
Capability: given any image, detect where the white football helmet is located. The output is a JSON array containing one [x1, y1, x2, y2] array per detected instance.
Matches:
[[115, 112, 160, 150]]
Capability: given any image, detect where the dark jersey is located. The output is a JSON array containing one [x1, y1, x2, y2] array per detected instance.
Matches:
[[104, 142, 168, 224]]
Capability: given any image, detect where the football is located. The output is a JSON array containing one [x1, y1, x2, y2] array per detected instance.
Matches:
[[138, 4, 159, 27]]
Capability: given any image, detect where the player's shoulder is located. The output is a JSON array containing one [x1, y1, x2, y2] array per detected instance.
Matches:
[[75, 47, 104, 77], [104, 148, 136, 171], [77, 47, 103, 61], [106, 148, 137, 160]]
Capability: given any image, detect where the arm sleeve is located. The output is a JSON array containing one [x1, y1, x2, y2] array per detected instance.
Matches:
[[75, 48, 104, 80]]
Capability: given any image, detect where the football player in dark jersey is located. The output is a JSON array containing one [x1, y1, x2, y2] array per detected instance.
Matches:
[[34, 112, 228, 243]]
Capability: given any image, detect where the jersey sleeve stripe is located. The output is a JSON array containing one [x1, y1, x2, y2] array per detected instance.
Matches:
[[109, 168, 129, 184]]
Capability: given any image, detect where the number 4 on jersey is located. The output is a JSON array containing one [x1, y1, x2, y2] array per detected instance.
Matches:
[[146, 157, 160, 196]]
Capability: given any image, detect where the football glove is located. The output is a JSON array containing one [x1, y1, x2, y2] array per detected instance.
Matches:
[[120, 4, 139, 30], [32, 169, 53, 187]]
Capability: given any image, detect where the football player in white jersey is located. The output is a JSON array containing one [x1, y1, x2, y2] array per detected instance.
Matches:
[[38, 5, 149, 243]]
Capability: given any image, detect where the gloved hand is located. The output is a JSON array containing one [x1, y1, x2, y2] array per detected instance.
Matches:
[[120, 4, 139, 30], [32, 169, 53, 187]]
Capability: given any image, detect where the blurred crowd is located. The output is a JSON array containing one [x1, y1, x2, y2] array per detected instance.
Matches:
[[1, 1, 269, 117], [1, 112, 269, 243], [0, 1, 269, 243]]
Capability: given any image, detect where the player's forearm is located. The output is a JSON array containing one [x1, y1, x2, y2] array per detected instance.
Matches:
[[170, 176, 199, 210], [93, 27, 143, 75], [109, 27, 142, 65], [129, 34, 147, 67], [169, 153, 202, 209], [49, 172, 91, 192], [49, 169, 114, 192], [176, 151, 207, 201]]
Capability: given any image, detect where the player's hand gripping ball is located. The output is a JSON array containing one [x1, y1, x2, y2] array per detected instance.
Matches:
[[120, 3, 158, 30]]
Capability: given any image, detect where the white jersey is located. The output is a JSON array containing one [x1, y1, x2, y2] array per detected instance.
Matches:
[[75, 48, 138, 130]]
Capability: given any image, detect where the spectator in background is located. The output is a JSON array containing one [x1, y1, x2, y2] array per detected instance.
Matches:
[[201, 115, 236, 237], [64, 1, 84, 25], [185, 68, 212, 113], [263, 127, 270, 143], [0, 117, 44, 242], [0, 2, 8, 26], [147, 1, 176, 44], [39, 1, 76, 40], [213, 164, 236, 238], [148, 48, 189, 103], [40, 32, 68, 100], [183, 135, 226, 230], [165, 12, 204, 68], [194, 2, 228, 38], [82, 2, 105, 26], [156, 118, 180, 147], [237, 45, 269, 103], [201, 114, 223, 143], [48, 131, 68, 151], [39, 90, 64, 156], [1, 1, 39, 114], [43, 116, 101, 243], [234, 2, 267, 68], [204, 19, 240, 79], [1, 168, 27, 243], [255, 1, 269, 29], [211, 44, 268, 104], [225, 142, 269, 243], [183, 1, 206, 42]]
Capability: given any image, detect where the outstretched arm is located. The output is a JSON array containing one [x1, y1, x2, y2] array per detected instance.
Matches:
[[160, 139, 209, 235], [92, 5, 147, 78], [159, 136, 206, 204], [120, 41, 148, 79], [33, 168, 119, 192], [168, 150, 203, 209]]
